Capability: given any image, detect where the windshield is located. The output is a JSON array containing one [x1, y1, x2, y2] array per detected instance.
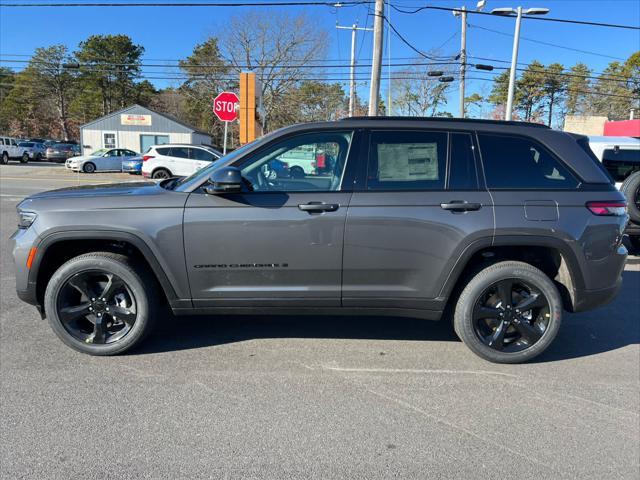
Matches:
[[172, 138, 267, 192], [90, 149, 108, 156]]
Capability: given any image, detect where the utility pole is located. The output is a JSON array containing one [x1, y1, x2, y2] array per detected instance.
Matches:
[[368, 0, 384, 116], [337, 23, 373, 117], [458, 6, 468, 118]]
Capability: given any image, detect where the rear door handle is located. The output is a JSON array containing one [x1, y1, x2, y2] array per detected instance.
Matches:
[[298, 202, 340, 213], [440, 201, 482, 212]]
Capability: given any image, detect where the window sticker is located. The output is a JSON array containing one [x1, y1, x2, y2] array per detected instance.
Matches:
[[377, 143, 439, 181]]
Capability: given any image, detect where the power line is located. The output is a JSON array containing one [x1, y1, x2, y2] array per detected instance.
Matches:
[[0, 1, 372, 6], [389, 4, 640, 30], [380, 13, 459, 62], [469, 24, 626, 61]]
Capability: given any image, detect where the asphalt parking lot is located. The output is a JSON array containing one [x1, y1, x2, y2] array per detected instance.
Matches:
[[1, 164, 639, 479]]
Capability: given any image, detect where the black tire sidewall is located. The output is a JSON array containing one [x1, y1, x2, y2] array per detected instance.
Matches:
[[621, 172, 640, 223], [21, 153, 29, 163], [44, 255, 152, 355], [83, 162, 96, 173], [1, 153, 8, 164], [454, 261, 562, 364], [290, 166, 304, 179], [152, 168, 170, 179]]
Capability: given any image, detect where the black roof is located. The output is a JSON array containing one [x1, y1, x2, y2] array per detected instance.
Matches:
[[340, 116, 550, 129]]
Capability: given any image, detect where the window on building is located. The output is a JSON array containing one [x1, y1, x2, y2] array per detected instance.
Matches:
[[478, 134, 578, 189], [103, 133, 116, 149]]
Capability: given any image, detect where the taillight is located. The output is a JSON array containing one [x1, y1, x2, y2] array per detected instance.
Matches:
[[586, 201, 627, 216], [142, 155, 154, 161]]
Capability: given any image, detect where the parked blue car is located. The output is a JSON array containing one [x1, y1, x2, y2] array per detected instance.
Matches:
[[121, 156, 143, 175]]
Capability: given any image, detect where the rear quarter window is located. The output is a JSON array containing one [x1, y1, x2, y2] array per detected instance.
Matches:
[[478, 133, 578, 189], [156, 147, 171, 156]]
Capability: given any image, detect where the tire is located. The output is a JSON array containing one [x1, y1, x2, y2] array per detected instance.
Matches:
[[44, 252, 159, 356], [36, 153, 43, 162], [152, 168, 171, 180], [1, 152, 8, 164], [620, 171, 640, 224], [628, 236, 640, 256], [290, 166, 305, 179], [82, 162, 96, 173], [21, 152, 29, 163], [453, 261, 562, 364]]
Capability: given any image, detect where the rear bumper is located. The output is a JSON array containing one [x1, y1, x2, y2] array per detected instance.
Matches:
[[571, 244, 627, 312], [572, 278, 623, 313]]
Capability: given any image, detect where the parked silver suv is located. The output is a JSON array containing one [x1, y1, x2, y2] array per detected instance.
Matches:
[[10, 117, 628, 363]]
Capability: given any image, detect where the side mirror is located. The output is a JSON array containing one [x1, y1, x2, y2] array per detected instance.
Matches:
[[204, 166, 243, 194]]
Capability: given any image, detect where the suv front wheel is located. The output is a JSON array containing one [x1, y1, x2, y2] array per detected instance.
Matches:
[[454, 261, 562, 364], [44, 252, 159, 355]]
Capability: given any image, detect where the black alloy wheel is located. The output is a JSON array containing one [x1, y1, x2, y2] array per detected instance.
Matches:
[[454, 261, 562, 363], [472, 278, 550, 353], [56, 270, 137, 345]]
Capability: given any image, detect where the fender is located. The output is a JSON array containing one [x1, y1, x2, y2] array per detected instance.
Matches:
[[28, 229, 191, 309], [438, 234, 585, 301]]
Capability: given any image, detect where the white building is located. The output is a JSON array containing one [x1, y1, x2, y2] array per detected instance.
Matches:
[[80, 104, 212, 155]]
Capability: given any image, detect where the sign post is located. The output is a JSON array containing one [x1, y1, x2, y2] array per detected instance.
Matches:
[[213, 91, 239, 155]]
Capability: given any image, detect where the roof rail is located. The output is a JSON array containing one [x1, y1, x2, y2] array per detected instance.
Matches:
[[339, 116, 550, 129]]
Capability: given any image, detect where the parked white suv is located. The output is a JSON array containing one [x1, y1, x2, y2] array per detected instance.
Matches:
[[142, 144, 222, 179], [1, 136, 27, 164]]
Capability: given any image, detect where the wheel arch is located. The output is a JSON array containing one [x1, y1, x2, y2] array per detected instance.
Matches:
[[31, 231, 185, 312], [441, 235, 584, 313]]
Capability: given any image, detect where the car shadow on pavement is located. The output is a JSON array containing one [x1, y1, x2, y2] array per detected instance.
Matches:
[[535, 268, 640, 363], [135, 313, 459, 355], [133, 269, 639, 362]]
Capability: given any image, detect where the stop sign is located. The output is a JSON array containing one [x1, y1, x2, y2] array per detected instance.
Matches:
[[213, 92, 239, 122]]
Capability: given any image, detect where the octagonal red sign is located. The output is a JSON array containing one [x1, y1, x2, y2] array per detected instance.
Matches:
[[213, 92, 239, 122]]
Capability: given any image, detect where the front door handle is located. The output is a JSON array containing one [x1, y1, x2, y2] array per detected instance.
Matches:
[[440, 201, 482, 212], [298, 202, 340, 213]]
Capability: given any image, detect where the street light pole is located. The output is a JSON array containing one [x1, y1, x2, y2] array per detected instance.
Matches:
[[337, 23, 373, 117], [505, 6, 522, 121], [492, 6, 549, 121]]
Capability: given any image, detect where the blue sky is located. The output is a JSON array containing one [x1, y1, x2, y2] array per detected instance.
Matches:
[[1, 0, 639, 115]]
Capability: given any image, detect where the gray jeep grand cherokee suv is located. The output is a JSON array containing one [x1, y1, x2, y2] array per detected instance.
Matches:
[[10, 117, 628, 363]]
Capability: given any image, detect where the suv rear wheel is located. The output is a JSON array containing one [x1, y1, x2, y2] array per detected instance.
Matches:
[[454, 261, 562, 364], [44, 252, 159, 355], [21, 152, 29, 163], [152, 168, 171, 179]]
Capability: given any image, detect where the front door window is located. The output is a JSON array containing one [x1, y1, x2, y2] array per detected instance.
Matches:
[[237, 131, 352, 192]]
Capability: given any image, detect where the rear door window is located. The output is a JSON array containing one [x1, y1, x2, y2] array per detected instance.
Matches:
[[366, 130, 447, 191], [478, 134, 578, 189], [171, 147, 190, 159], [192, 148, 215, 161], [448, 133, 478, 190], [602, 148, 640, 182]]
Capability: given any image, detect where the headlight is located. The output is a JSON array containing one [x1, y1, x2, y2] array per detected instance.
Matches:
[[18, 211, 37, 229]]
